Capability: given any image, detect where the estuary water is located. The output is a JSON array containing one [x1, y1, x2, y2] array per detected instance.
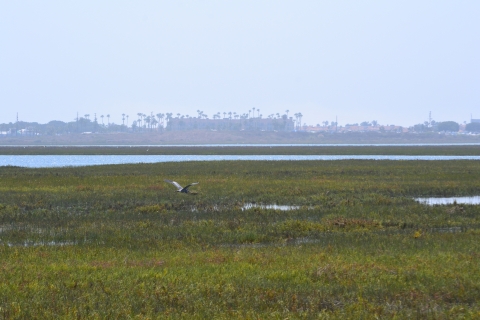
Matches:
[[415, 196, 480, 205], [1, 155, 480, 168], [3, 143, 480, 147], [241, 203, 301, 211]]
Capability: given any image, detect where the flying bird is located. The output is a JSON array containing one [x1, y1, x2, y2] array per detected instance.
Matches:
[[164, 179, 199, 194]]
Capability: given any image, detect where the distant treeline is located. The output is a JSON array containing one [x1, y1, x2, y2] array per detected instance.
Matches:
[[412, 121, 480, 133], [1, 117, 479, 136], [0, 119, 127, 135], [0, 110, 305, 135]]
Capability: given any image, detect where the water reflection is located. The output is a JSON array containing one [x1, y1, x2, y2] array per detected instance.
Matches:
[[5, 241, 77, 247], [2, 155, 480, 168], [430, 227, 464, 233], [241, 203, 300, 211], [415, 196, 480, 205], [3, 143, 480, 147]]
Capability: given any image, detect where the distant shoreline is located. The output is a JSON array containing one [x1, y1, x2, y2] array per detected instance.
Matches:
[[2, 144, 480, 156], [0, 130, 478, 146]]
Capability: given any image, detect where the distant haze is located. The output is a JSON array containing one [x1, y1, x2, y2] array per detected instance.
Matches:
[[1, 1, 479, 127]]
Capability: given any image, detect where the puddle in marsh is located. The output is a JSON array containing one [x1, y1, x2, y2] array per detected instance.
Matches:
[[221, 237, 323, 248], [415, 196, 480, 205], [5, 240, 78, 247], [430, 226, 464, 233], [188, 204, 303, 212], [241, 203, 300, 211]]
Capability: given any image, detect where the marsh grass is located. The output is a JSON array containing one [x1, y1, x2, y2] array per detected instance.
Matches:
[[2, 144, 480, 155], [1, 160, 480, 318]]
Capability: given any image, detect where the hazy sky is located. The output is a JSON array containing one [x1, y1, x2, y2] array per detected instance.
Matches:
[[1, 1, 479, 127]]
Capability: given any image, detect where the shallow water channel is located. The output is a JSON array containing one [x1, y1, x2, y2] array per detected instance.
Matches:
[[243, 196, 480, 211], [414, 196, 480, 205], [2, 154, 480, 168], [241, 203, 301, 211]]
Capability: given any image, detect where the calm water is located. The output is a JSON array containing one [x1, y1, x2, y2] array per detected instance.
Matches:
[[5, 241, 77, 247], [415, 196, 480, 205], [242, 203, 301, 211], [3, 143, 480, 147], [1, 155, 480, 168]]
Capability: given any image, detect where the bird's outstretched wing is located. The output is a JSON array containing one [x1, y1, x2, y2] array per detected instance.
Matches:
[[164, 179, 183, 190], [183, 182, 199, 190]]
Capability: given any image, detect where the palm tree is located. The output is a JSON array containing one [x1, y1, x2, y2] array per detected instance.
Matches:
[[150, 117, 158, 130], [165, 113, 173, 128], [126, 115, 129, 127], [223, 112, 226, 119], [285, 110, 289, 118], [145, 116, 151, 130], [122, 113, 125, 126], [228, 112, 232, 119], [101, 115, 104, 126], [137, 113, 142, 129], [156, 113, 164, 131], [107, 114, 110, 126]]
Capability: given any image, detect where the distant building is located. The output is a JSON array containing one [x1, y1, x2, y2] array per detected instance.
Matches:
[[302, 125, 407, 133], [18, 128, 38, 136], [0, 128, 19, 136]]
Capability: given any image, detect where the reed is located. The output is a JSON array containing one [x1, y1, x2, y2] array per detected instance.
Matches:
[[1, 160, 480, 318], [2, 144, 480, 155]]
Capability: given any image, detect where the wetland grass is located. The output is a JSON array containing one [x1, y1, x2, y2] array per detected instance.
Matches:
[[1, 160, 480, 318], [2, 144, 480, 155]]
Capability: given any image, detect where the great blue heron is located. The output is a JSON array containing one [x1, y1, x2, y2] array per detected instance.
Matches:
[[164, 179, 199, 194]]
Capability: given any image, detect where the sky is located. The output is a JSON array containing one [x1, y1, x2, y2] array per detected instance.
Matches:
[[1, 1, 479, 127]]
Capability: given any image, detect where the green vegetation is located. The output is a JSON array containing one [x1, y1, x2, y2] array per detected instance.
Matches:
[[466, 122, 480, 133], [436, 121, 460, 132], [2, 144, 480, 155], [1, 160, 480, 318]]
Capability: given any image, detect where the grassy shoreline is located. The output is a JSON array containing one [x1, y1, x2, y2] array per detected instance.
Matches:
[[1, 160, 480, 318], [1, 144, 480, 155]]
